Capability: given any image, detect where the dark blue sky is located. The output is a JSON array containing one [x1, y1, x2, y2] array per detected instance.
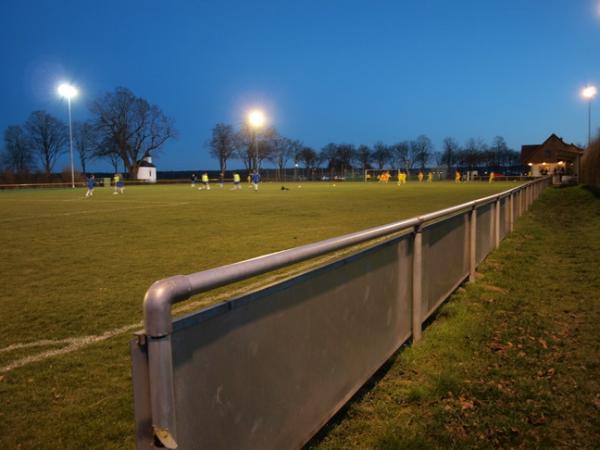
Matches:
[[1, 0, 599, 171]]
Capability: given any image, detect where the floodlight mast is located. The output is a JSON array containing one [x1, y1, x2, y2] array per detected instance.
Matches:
[[247, 110, 265, 173], [581, 85, 597, 147], [58, 83, 78, 188]]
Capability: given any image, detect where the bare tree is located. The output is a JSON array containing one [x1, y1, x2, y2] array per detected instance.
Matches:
[[410, 135, 433, 169], [432, 151, 443, 168], [489, 136, 508, 168], [2, 125, 35, 173], [298, 146, 318, 179], [442, 137, 460, 176], [390, 141, 409, 170], [234, 124, 275, 172], [372, 141, 391, 169], [461, 138, 487, 170], [89, 87, 176, 178], [208, 123, 236, 174], [336, 143, 355, 176], [269, 136, 298, 180], [355, 145, 371, 173], [73, 121, 98, 174], [25, 111, 67, 176], [233, 126, 252, 171], [319, 143, 338, 177]]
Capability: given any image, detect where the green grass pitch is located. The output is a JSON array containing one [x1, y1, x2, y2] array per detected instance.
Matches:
[[0, 180, 519, 448]]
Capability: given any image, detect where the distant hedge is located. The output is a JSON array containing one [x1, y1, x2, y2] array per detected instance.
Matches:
[[581, 138, 600, 191]]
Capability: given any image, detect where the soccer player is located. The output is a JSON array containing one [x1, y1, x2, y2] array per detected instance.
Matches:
[[85, 174, 95, 198], [397, 171, 406, 185], [488, 171, 495, 183], [232, 172, 241, 190], [113, 173, 125, 194], [427, 172, 433, 183], [251, 171, 261, 191], [191, 173, 197, 187], [117, 173, 125, 194], [219, 171, 224, 188], [418, 171, 424, 182], [455, 170, 462, 183], [200, 172, 210, 190]]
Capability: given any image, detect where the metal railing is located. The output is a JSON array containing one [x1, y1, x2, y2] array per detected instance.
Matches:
[[131, 176, 550, 449]]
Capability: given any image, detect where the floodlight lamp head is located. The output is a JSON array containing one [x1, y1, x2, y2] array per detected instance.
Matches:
[[581, 85, 597, 100], [248, 110, 265, 128], [58, 83, 78, 99]]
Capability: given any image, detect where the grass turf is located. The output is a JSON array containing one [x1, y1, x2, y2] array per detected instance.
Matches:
[[0, 180, 528, 447]]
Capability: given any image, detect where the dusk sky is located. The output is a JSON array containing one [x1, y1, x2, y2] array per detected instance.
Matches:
[[1, 0, 599, 171]]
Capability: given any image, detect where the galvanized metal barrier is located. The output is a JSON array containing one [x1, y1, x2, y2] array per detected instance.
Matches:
[[131, 177, 550, 449]]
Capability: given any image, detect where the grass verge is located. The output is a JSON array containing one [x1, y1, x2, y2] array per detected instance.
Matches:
[[307, 185, 600, 449]]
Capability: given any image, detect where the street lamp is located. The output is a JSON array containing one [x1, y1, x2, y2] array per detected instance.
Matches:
[[58, 83, 78, 188], [247, 109, 265, 173], [581, 85, 597, 147]]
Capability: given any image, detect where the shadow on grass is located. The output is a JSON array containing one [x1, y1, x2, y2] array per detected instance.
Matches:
[[304, 293, 462, 449]]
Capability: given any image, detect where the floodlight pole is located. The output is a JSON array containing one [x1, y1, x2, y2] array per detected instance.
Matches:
[[588, 98, 592, 148], [254, 130, 259, 173], [67, 97, 75, 188]]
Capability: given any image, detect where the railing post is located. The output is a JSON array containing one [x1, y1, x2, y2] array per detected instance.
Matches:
[[520, 187, 525, 215], [469, 206, 477, 282], [509, 193, 514, 232], [147, 336, 178, 449], [489, 200, 495, 247], [495, 198, 501, 248], [412, 225, 423, 343]]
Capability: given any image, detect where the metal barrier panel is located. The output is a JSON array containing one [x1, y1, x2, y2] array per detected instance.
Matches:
[[475, 203, 493, 264], [155, 235, 413, 449], [499, 197, 508, 240], [421, 213, 469, 320]]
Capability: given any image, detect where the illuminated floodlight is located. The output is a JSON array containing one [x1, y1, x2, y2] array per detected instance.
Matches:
[[247, 109, 265, 128], [57, 83, 78, 188], [57, 83, 78, 99], [527, 162, 533, 166], [581, 85, 597, 100]]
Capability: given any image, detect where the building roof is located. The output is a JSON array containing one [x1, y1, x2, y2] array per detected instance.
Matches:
[[521, 134, 584, 165], [137, 160, 156, 168]]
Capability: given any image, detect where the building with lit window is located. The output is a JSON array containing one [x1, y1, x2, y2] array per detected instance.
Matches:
[[521, 134, 584, 181]]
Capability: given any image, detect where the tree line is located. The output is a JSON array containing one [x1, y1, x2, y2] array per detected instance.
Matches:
[[208, 124, 521, 178], [2, 87, 521, 183], [1, 87, 175, 180]]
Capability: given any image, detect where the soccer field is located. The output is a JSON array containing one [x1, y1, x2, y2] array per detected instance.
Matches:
[[0, 180, 519, 448]]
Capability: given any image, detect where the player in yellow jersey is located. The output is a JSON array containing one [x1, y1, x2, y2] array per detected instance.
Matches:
[[427, 172, 433, 183], [455, 170, 462, 183], [418, 171, 424, 182]]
